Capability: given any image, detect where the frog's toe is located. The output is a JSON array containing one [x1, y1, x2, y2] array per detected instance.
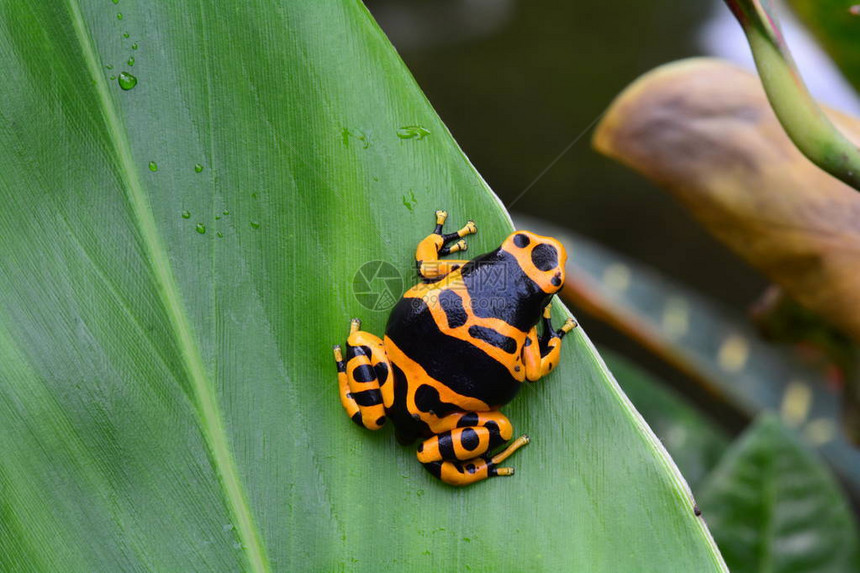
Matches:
[[558, 318, 578, 338], [440, 239, 467, 257]]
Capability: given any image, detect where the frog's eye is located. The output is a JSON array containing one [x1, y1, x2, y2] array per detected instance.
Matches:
[[531, 243, 558, 272], [513, 233, 530, 248]]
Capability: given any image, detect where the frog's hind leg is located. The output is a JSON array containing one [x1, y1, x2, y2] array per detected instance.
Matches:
[[417, 410, 529, 486], [332, 318, 392, 431], [416, 209, 477, 281]]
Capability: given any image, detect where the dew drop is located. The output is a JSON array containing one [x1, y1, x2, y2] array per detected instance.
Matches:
[[105, 63, 114, 70], [127, 56, 135, 67], [112, 0, 119, 4], [148, 161, 158, 172], [194, 163, 204, 173], [181, 210, 191, 219], [223, 210, 230, 215], [131, 42, 139, 50], [215, 215, 221, 220], [116, 12, 123, 20], [196, 223, 206, 234], [109, 75, 116, 81], [123, 32, 130, 39], [217, 232, 224, 238], [118, 71, 138, 91], [250, 221, 260, 229], [396, 125, 431, 140]]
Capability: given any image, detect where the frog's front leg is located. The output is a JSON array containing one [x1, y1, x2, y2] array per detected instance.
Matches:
[[417, 410, 529, 486], [523, 304, 577, 381], [415, 209, 477, 280], [332, 318, 393, 430]]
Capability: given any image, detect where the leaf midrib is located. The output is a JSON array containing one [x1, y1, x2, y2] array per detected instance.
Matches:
[[63, 2, 269, 571]]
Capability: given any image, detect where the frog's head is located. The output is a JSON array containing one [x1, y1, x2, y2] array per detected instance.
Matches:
[[501, 231, 567, 295]]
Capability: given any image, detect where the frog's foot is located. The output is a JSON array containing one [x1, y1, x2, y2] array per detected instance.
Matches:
[[542, 304, 577, 340], [332, 319, 393, 431], [422, 435, 530, 487], [523, 304, 578, 381], [416, 210, 476, 281], [439, 239, 467, 257]]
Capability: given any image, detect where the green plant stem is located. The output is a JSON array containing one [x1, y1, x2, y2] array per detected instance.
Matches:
[[724, 0, 860, 191]]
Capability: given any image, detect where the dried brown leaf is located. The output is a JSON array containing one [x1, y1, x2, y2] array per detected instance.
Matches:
[[594, 58, 860, 343]]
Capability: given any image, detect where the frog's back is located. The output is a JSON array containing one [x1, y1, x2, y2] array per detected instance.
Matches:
[[383, 278, 522, 414]]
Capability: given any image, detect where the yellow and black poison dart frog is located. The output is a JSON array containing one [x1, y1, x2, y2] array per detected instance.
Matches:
[[332, 210, 576, 486]]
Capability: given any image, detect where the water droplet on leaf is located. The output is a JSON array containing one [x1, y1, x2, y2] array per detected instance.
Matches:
[[194, 163, 204, 173], [123, 32, 130, 38], [397, 125, 430, 140], [131, 42, 139, 50], [196, 223, 206, 234], [217, 232, 224, 238], [250, 221, 260, 229], [127, 56, 135, 67], [148, 161, 158, 172], [118, 71, 137, 91], [181, 210, 191, 219], [116, 12, 123, 20]]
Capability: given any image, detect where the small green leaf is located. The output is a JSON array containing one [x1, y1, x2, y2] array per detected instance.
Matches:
[[700, 415, 860, 573]]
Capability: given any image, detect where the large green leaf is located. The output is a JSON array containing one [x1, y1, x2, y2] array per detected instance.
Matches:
[[0, 2, 725, 570], [700, 415, 860, 572]]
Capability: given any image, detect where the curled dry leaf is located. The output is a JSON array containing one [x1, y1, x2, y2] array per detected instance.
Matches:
[[593, 58, 860, 345]]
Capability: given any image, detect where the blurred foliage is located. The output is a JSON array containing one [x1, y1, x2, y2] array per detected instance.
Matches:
[[594, 58, 860, 445], [606, 354, 860, 572], [700, 415, 860, 573]]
